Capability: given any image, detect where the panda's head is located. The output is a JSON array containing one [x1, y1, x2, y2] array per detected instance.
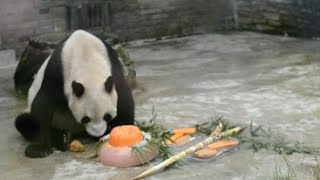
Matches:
[[68, 76, 117, 137]]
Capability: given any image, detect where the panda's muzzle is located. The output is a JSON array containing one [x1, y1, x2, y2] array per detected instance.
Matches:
[[85, 121, 106, 137], [81, 116, 91, 124]]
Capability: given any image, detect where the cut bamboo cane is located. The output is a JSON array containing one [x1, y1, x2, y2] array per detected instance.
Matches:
[[133, 125, 241, 180]]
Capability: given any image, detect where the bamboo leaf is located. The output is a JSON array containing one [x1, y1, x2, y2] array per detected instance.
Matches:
[[133, 125, 241, 179]]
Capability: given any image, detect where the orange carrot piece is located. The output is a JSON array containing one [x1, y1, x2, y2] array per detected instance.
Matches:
[[172, 128, 196, 134], [164, 133, 185, 145], [207, 139, 239, 150], [170, 133, 185, 141], [194, 148, 217, 159], [174, 134, 191, 145]]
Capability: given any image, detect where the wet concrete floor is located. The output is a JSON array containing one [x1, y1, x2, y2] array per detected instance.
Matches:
[[1, 32, 319, 179]]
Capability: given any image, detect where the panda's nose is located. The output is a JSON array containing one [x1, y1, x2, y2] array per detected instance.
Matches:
[[81, 116, 91, 124]]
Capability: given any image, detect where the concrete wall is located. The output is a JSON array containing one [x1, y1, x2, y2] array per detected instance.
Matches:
[[0, 0, 235, 58], [236, 0, 320, 37]]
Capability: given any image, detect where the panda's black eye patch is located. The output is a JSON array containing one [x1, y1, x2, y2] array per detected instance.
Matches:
[[103, 114, 112, 123], [81, 116, 91, 124], [104, 76, 114, 94], [72, 81, 85, 97]]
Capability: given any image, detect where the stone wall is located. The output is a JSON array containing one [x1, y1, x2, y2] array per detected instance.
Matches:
[[0, 0, 235, 58], [2, 0, 320, 59], [236, 0, 320, 37], [0, 0, 67, 56], [104, 0, 235, 41]]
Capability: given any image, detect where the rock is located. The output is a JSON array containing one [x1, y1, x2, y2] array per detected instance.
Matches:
[[14, 35, 56, 97], [14, 31, 136, 97], [113, 44, 136, 89], [0, 35, 2, 49], [0, 49, 16, 66]]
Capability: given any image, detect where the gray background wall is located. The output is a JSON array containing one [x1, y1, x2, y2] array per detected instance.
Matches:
[[237, 0, 320, 37], [0, 0, 235, 57], [1, 0, 320, 58], [107, 0, 235, 41], [0, 0, 66, 55]]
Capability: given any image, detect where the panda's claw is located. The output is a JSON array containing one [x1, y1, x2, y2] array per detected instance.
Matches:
[[25, 144, 53, 158], [51, 129, 71, 151], [58, 132, 70, 151]]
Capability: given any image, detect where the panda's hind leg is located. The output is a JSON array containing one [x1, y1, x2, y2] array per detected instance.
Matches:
[[15, 113, 40, 142], [24, 143, 53, 158], [15, 113, 54, 158], [15, 113, 53, 158]]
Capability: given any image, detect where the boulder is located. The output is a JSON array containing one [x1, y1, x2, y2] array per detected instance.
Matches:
[[14, 31, 136, 97], [113, 44, 136, 89]]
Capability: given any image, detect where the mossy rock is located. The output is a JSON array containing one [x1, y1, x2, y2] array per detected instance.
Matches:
[[14, 31, 136, 97]]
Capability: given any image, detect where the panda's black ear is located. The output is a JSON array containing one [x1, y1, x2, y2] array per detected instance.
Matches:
[[72, 81, 85, 97], [104, 76, 114, 94]]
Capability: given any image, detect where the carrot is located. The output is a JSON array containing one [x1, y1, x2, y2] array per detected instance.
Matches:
[[133, 125, 242, 180], [164, 133, 185, 145], [207, 139, 239, 150], [194, 148, 217, 159], [174, 134, 191, 145], [109, 125, 143, 147], [172, 128, 196, 134]]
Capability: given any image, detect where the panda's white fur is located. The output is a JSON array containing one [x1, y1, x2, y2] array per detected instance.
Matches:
[[27, 30, 118, 137], [15, 30, 134, 158], [62, 30, 118, 137], [26, 56, 51, 112]]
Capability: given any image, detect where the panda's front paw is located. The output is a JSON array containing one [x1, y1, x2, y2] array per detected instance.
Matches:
[[56, 131, 71, 151], [25, 144, 53, 158], [51, 129, 71, 151]]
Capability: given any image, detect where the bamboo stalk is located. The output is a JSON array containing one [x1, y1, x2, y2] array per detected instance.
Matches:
[[133, 125, 241, 180]]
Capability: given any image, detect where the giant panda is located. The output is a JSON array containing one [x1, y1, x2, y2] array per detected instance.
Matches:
[[15, 30, 135, 158]]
